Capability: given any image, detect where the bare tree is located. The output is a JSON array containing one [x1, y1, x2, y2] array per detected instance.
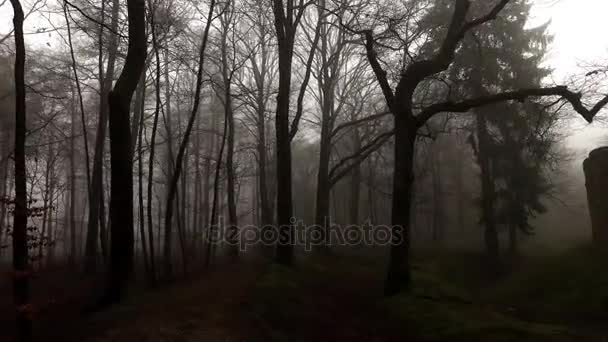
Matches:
[[102, 0, 147, 305], [9, 0, 31, 339], [163, 0, 216, 277], [84, 0, 120, 274], [271, 0, 316, 265]]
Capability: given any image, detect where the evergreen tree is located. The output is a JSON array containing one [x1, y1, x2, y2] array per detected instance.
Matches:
[[453, 0, 559, 257]]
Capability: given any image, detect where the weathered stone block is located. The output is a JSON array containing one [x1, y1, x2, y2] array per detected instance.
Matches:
[[584, 147, 608, 244]]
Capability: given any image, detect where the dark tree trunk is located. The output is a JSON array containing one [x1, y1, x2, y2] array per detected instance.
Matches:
[[162, 47, 176, 273], [314, 124, 332, 245], [218, 5, 238, 256], [384, 112, 416, 296], [225, 84, 238, 257], [47, 173, 55, 267], [367, 157, 376, 224], [431, 144, 445, 242], [192, 118, 201, 257], [455, 144, 466, 233], [69, 88, 77, 269], [201, 114, 214, 251], [476, 110, 499, 265], [146, 0, 162, 283], [251, 37, 272, 228], [313, 28, 334, 242], [206, 102, 228, 269], [85, 0, 119, 274], [164, 0, 216, 277], [256, 119, 272, 226], [274, 45, 294, 265], [137, 80, 150, 278], [0, 153, 9, 261], [349, 128, 361, 226], [38, 144, 53, 268], [9, 0, 31, 339], [250, 15, 272, 228], [103, 0, 147, 305]]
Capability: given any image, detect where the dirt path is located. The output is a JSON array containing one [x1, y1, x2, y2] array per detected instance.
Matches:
[[63, 261, 267, 342]]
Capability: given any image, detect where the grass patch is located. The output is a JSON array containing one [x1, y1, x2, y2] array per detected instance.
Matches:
[[487, 245, 608, 320]]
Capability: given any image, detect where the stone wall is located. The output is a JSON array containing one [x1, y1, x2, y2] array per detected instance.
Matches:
[[583, 147, 608, 244]]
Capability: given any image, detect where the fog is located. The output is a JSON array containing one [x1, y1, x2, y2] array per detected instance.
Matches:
[[1, 0, 608, 341]]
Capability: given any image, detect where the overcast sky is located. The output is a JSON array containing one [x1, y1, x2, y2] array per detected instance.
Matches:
[[526, 0, 608, 152], [1, 0, 606, 150]]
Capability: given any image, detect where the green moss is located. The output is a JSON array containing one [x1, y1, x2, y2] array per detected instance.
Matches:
[[382, 293, 574, 341], [487, 245, 608, 319]]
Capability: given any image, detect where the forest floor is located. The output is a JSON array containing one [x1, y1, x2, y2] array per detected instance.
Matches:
[[1, 246, 608, 341]]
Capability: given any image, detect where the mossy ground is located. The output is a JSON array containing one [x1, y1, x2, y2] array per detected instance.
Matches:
[[15, 246, 608, 341]]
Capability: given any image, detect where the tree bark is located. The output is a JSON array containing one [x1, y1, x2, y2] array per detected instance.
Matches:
[[249, 12, 273, 228], [146, 0, 161, 283], [274, 43, 294, 265], [164, 0, 216, 277], [349, 127, 361, 226], [84, 0, 119, 274], [102, 0, 147, 305], [384, 112, 416, 296], [475, 110, 499, 265], [206, 100, 228, 268], [431, 144, 445, 242], [9, 0, 31, 338], [47, 158, 56, 267], [137, 77, 150, 279], [69, 87, 77, 269]]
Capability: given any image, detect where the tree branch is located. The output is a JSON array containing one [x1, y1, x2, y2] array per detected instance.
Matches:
[[329, 130, 393, 186], [364, 30, 394, 107], [331, 111, 391, 139], [416, 86, 608, 126], [402, 0, 511, 85], [289, 6, 322, 141]]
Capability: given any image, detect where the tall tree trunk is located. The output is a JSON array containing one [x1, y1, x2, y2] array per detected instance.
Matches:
[[146, 0, 161, 283], [431, 144, 444, 242], [192, 118, 201, 256], [384, 112, 416, 296], [137, 80, 150, 279], [164, 0, 216, 277], [219, 5, 239, 257], [367, 157, 376, 224], [202, 107, 216, 253], [225, 86, 238, 257], [455, 144, 465, 233], [256, 116, 271, 226], [251, 28, 272, 228], [273, 34, 295, 266], [85, 0, 120, 274], [206, 106, 228, 268], [312, 5, 337, 249], [64, 2, 91, 199], [47, 160, 56, 267], [162, 48, 176, 273], [476, 110, 499, 266], [69, 88, 77, 269], [349, 127, 361, 226], [0, 143, 9, 261], [313, 26, 333, 241], [38, 144, 52, 268], [9, 0, 31, 338], [102, 0, 147, 305], [314, 120, 332, 245]]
